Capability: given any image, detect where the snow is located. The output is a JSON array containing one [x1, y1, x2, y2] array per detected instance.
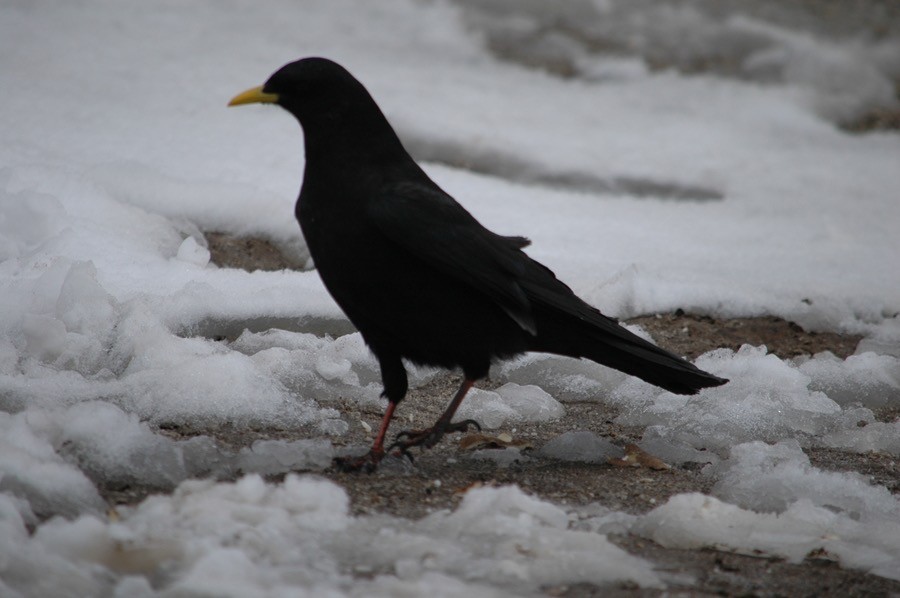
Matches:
[[634, 492, 900, 581], [711, 440, 900, 521], [539, 431, 624, 463], [459, 1, 900, 123], [633, 441, 900, 580], [454, 383, 565, 429], [631, 442, 900, 579], [1, 0, 899, 594], [1, 477, 662, 597]]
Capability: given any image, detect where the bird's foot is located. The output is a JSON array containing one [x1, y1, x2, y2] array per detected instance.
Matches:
[[332, 448, 384, 474], [388, 419, 482, 456]]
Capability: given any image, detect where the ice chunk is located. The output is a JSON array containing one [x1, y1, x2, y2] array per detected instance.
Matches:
[[344, 484, 662, 590], [452, 388, 507, 429], [315, 418, 350, 436], [571, 502, 639, 535], [21, 314, 68, 362], [539, 431, 623, 463], [35, 475, 352, 596], [0, 412, 105, 519], [56, 261, 116, 339], [314, 351, 353, 381], [56, 401, 225, 489], [14, 261, 119, 376], [638, 428, 721, 466], [634, 493, 900, 580], [494, 383, 565, 420], [712, 440, 900, 522], [622, 347, 900, 458], [799, 351, 900, 409], [856, 322, 900, 358], [236, 439, 334, 475], [496, 353, 625, 402], [1, 476, 662, 596], [821, 420, 900, 455], [617, 346, 842, 453], [174, 236, 210, 267], [234, 329, 385, 409], [230, 328, 325, 354], [0, 493, 110, 597], [454, 383, 564, 429], [119, 316, 329, 428]]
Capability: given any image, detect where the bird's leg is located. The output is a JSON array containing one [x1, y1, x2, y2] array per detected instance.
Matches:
[[389, 378, 481, 456], [334, 353, 407, 473], [333, 400, 398, 473]]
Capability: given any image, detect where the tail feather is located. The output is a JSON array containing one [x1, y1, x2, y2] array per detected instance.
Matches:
[[578, 327, 727, 394], [518, 257, 728, 395], [530, 305, 728, 395]]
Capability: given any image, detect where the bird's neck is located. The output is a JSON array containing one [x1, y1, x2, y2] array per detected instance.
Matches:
[[299, 103, 413, 176]]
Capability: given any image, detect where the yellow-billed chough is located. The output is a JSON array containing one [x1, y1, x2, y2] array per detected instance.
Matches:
[[230, 57, 727, 471]]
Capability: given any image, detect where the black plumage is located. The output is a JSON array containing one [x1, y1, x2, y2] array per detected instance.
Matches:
[[229, 57, 727, 470]]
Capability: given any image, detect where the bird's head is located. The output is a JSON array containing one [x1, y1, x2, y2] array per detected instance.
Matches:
[[229, 57, 407, 164], [229, 57, 371, 125]]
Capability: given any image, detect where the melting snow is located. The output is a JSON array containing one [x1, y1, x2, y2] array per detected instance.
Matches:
[[1, 0, 899, 594]]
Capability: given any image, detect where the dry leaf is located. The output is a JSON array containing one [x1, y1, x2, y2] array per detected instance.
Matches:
[[458, 433, 533, 452], [608, 443, 671, 470]]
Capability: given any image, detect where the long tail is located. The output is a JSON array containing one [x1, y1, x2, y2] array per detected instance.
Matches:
[[528, 301, 727, 395], [575, 319, 727, 394], [512, 253, 728, 395]]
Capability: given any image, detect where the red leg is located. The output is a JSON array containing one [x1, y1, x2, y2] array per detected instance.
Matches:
[[334, 400, 399, 473], [370, 399, 398, 457]]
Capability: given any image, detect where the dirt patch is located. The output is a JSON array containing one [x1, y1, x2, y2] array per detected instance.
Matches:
[[628, 310, 863, 359], [206, 232, 306, 272], [844, 105, 900, 133]]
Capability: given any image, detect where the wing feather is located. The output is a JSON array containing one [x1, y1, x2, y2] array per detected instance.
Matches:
[[367, 182, 536, 334]]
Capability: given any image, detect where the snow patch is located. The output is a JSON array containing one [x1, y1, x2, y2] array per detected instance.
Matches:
[[455, 383, 565, 429]]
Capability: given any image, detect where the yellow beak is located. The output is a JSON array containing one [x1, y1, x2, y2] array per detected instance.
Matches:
[[228, 85, 279, 107]]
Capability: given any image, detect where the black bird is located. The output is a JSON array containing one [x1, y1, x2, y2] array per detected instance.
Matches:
[[229, 57, 727, 471]]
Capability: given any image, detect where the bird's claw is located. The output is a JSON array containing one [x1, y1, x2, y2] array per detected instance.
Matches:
[[389, 419, 482, 454], [390, 446, 415, 463], [332, 450, 384, 474], [450, 419, 482, 434]]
